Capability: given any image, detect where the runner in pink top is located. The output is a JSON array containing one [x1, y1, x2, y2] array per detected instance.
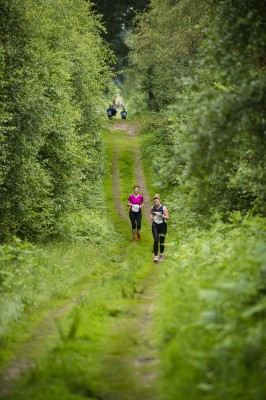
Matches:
[[127, 185, 144, 242]]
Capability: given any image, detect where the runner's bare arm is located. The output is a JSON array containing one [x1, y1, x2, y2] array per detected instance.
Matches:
[[163, 206, 169, 221]]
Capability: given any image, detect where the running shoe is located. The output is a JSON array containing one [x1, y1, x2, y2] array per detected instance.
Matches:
[[159, 254, 164, 262], [154, 255, 159, 263], [137, 233, 142, 239], [131, 238, 136, 243]]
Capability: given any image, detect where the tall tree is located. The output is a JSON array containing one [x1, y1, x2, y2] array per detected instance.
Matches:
[[92, 0, 148, 82], [128, 0, 209, 109], [0, 0, 113, 241]]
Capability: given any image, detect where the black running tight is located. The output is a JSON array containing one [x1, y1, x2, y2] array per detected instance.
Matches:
[[129, 211, 142, 230], [152, 222, 167, 256]]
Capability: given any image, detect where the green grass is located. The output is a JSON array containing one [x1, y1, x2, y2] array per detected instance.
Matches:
[[0, 241, 121, 368], [118, 149, 135, 206], [7, 250, 151, 400]]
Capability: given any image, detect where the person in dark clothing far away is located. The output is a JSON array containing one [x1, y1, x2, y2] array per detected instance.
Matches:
[[107, 104, 113, 119], [111, 100, 118, 117], [120, 107, 127, 119]]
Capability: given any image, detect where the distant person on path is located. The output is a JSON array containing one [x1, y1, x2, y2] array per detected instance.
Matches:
[[111, 101, 118, 117], [120, 101, 125, 108], [120, 107, 127, 119], [128, 185, 144, 242], [151, 194, 169, 262], [107, 104, 113, 119]]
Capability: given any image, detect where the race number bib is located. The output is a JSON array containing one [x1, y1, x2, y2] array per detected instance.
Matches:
[[153, 213, 164, 224], [132, 204, 140, 212]]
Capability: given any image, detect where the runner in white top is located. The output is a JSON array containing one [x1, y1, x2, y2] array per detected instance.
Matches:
[[151, 194, 169, 262]]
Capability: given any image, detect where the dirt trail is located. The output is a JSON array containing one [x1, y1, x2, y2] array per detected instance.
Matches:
[[110, 121, 159, 398], [111, 121, 151, 222], [134, 148, 152, 221]]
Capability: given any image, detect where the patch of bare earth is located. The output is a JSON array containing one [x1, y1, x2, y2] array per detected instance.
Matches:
[[111, 121, 139, 136]]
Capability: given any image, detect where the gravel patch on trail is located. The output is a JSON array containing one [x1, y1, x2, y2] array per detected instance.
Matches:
[[111, 121, 139, 136]]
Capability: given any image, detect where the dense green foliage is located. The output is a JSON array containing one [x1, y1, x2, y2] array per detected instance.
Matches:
[[156, 215, 266, 399], [0, 0, 113, 241], [129, 0, 209, 109], [128, 0, 266, 218]]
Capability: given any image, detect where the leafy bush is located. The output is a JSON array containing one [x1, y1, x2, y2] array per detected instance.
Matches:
[[56, 210, 116, 244], [0, 238, 42, 296], [0, 238, 45, 336]]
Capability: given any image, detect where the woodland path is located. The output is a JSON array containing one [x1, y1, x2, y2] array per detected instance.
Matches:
[[0, 120, 161, 399], [106, 120, 160, 398], [110, 120, 152, 220]]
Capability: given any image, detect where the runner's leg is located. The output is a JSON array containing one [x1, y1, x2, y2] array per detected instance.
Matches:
[[136, 212, 142, 230], [159, 224, 167, 254], [129, 211, 137, 239], [136, 212, 142, 238], [152, 223, 159, 256]]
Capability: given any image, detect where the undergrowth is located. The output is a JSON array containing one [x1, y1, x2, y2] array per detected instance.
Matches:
[[3, 239, 153, 400], [0, 237, 123, 368], [138, 112, 266, 399], [155, 214, 266, 400]]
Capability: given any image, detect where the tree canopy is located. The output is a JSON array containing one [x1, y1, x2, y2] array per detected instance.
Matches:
[[92, 0, 148, 82]]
